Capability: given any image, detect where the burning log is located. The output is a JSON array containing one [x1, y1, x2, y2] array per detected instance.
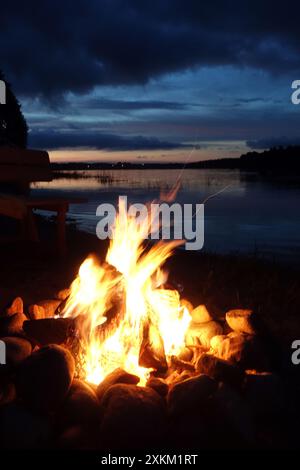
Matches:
[[169, 355, 195, 373], [23, 318, 75, 345], [139, 320, 168, 372], [178, 346, 194, 362]]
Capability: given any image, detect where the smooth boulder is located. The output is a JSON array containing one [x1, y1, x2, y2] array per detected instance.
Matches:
[[186, 320, 223, 348], [226, 309, 256, 335], [96, 367, 139, 401], [146, 377, 169, 397], [60, 379, 101, 426], [1, 336, 32, 366], [0, 313, 27, 336], [16, 344, 75, 412], [28, 305, 46, 320], [100, 384, 166, 449], [36, 299, 61, 318], [168, 374, 217, 416], [213, 333, 271, 370], [196, 353, 244, 388], [191, 305, 212, 323], [6, 297, 24, 316]]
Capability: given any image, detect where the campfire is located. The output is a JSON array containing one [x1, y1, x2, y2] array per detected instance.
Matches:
[[61, 198, 192, 386], [0, 198, 294, 451]]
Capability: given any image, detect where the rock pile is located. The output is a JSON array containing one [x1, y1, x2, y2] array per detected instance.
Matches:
[[0, 297, 297, 450]]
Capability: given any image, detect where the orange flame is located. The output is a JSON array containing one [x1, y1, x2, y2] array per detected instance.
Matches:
[[63, 198, 191, 385]]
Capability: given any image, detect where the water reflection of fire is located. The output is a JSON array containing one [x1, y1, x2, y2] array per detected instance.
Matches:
[[62, 198, 191, 385]]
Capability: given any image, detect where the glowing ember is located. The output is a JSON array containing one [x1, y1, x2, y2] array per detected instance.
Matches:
[[63, 198, 191, 385]]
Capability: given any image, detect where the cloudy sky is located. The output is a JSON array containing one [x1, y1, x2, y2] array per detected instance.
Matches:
[[1, 0, 299, 162]]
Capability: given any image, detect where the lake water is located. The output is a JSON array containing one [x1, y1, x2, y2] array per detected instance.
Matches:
[[31, 169, 300, 263]]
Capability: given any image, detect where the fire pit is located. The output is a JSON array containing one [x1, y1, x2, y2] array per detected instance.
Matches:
[[0, 201, 296, 451]]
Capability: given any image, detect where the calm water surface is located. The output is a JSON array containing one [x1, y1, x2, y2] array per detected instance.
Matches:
[[31, 169, 300, 263]]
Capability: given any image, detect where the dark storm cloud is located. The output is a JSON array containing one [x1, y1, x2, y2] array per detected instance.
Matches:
[[76, 98, 190, 111], [247, 136, 300, 149], [1, 0, 300, 97], [28, 130, 190, 151]]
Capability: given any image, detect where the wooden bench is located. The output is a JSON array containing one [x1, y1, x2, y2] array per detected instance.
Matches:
[[25, 197, 85, 256], [0, 147, 85, 256]]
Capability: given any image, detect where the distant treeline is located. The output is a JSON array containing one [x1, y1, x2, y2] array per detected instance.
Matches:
[[239, 146, 300, 173], [51, 145, 300, 173]]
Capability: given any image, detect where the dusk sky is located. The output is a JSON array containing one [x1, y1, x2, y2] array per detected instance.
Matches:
[[1, 1, 300, 162]]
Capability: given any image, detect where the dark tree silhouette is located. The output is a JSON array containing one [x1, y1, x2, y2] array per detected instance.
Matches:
[[0, 71, 28, 148]]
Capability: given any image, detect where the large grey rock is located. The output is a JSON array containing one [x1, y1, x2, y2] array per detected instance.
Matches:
[[168, 374, 217, 417], [186, 320, 223, 348], [96, 368, 139, 401], [16, 344, 75, 412], [100, 384, 166, 449], [226, 309, 256, 335]]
